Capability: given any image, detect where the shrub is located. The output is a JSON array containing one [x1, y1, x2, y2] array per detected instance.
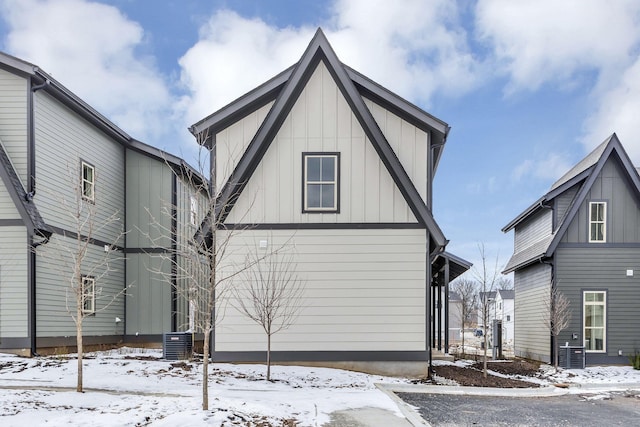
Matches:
[[629, 352, 640, 370]]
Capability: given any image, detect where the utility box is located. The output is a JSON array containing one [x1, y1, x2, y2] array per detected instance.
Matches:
[[559, 345, 585, 369], [163, 332, 193, 360]]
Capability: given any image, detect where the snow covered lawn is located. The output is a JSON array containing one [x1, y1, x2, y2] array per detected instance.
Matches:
[[0, 348, 408, 426], [2, 348, 640, 426]]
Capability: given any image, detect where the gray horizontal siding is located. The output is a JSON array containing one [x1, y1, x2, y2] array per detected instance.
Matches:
[[0, 68, 28, 185], [514, 209, 552, 253], [514, 262, 551, 362], [555, 247, 640, 361], [35, 234, 125, 337], [34, 91, 125, 244], [0, 226, 28, 337], [0, 184, 19, 219]]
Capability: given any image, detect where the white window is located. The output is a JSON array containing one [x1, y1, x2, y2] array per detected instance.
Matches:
[[589, 202, 606, 242], [303, 153, 339, 212], [584, 291, 606, 352], [81, 161, 95, 202], [190, 196, 198, 226], [82, 275, 96, 314]]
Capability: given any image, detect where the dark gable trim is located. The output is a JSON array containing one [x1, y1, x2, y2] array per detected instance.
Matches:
[[546, 134, 640, 256], [212, 350, 428, 363], [0, 142, 50, 237], [205, 28, 446, 250], [190, 65, 295, 145], [220, 222, 423, 230]]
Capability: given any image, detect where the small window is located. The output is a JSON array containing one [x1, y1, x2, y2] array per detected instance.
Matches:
[[506, 315, 511, 322], [82, 275, 95, 314], [190, 196, 198, 226], [303, 153, 339, 212], [584, 291, 606, 352], [589, 202, 606, 242], [81, 161, 95, 202]]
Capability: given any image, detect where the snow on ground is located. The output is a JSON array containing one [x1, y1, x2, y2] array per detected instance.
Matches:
[[0, 347, 408, 426], [2, 349, 640, 426]]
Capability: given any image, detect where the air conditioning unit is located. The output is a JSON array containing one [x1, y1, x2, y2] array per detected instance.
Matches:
[[558, 345, 585, 369], [163, 332, 193, 360]]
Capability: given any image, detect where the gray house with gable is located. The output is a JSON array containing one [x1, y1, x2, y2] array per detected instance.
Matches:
[[0, 51, 205, 355], [503, 134, 640, 365]]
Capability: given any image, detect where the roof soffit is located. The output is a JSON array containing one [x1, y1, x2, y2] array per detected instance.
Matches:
[[209, 28, 447, 249]]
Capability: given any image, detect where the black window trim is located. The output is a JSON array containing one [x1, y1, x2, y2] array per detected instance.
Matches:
[[301, 152, 340, 214]]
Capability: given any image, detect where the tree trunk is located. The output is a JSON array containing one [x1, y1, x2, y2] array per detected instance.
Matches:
[[76, 305, 83, 392], [202, 327, 210, 410], [267, 333, 271, 381]]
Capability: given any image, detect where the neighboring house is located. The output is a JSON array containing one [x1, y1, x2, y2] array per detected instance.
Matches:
[[189, 29, 470, 375], [0, 51, 205, 355], [502, 134, 640, 365], [448, 291, 463, 343], [495, 289, 515, 344]]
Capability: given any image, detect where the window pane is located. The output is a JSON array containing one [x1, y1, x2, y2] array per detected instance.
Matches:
[[321, 184, 335, 208], [585, 305, 604, 327], [586, 328, 604, 351], [307, 157, 320, 181], [590, 203, 598, 221], [307, 184, 321, 208], [321, 157, 335, 182]]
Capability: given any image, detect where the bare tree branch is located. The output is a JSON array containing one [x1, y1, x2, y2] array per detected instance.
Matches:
[[231, 248, 306, 380]]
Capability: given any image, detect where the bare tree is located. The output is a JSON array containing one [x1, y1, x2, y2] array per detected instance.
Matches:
[[143, 146, 273, 410], [543, 285, 572, 370], [450, 277, 477, 358], [472, 243, 501, 377], [496, 276, 513, 290], [232, 249, 306, 381], [35, 162, 126, 392]]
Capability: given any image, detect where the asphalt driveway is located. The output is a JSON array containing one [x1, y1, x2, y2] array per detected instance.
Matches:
[[398, 391, 640, 426]]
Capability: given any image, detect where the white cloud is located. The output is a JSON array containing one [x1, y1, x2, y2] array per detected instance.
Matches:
[[0, 0, 173, 142], [581, 58, 640, 165], [475, 0, 640, 92], [512, 153, 573, 184], [177, 1, 482, 126]]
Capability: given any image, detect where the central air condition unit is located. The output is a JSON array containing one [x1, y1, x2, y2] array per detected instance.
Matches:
[[163, 332, 193, 360], [558, 345, 585, 369]]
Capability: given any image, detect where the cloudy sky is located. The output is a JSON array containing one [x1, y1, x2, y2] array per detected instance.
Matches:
[[1, 0, 639, 272]]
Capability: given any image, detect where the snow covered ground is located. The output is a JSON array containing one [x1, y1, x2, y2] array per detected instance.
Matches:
[[1, 348, 640, 426], [0, 347, 408, 426]]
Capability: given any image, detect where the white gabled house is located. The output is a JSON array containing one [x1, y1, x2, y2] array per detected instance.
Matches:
[[190, 29, 470, 375]]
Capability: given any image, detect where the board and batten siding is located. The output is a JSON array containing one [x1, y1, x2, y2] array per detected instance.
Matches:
[[216, 229, 427, 353], [562, 156, 640, 244], [35, 234, 125, 337], [34, 91, 125, 244], [555, 247, 640, 361], [125, 149, 172, 250], [554, 183, 579, 228], [0, 68, 28, 185], [215, 102, 273, 190], [222, 62, 422, 224], [514, 262, 551, 363], [0, 226, 28, 338], [125, 253, 171, 335], [514, 209, 552, 253]]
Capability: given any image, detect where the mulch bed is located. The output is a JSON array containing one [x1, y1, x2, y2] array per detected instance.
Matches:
[[428, 360, 543, 388]]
